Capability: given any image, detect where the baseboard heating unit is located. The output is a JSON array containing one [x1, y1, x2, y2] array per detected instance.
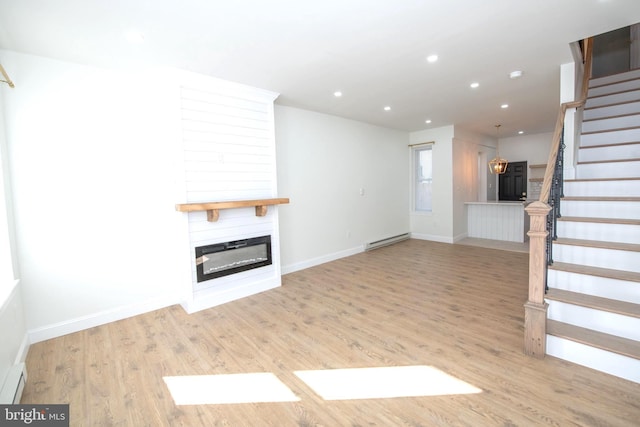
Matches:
[[0, 363, 27, 404], [364, 233, 410, 251]]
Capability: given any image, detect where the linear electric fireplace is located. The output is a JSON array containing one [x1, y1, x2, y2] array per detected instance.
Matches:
[[195, 235, 272, 283]]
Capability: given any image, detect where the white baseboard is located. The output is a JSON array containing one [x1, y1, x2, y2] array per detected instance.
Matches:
[[28, 294, 180, 344], [453, 232, 468, 243], [410, 233, 454, 244], [181, 277, 281, 314], [281, 245, 363, 275]]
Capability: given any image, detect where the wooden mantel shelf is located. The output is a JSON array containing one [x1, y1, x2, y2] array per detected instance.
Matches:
[[175, 198, 290, 222]]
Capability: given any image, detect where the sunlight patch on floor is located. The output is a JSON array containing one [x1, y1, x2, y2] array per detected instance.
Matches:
[[294, 365, 482, 400], [163, 373, 300, 405], [164, 365, 481, 405]]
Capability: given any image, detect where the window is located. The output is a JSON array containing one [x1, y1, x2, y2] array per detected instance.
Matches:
[[413, 146, 432, 212]]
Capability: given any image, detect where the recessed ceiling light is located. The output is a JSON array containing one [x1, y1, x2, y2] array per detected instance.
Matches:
[[501, 104, 509, 109], [333, 91, 342, 97], [384, 106, 391, 111], [470, 82, 479, 89], [425, 119, 432, 124], [509, 70, 523, 79], [124, 30, 145, 43], [426, 54, 438, 63]]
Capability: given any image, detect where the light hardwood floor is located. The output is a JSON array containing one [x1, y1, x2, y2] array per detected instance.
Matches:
[[22, 239, 640, 426]]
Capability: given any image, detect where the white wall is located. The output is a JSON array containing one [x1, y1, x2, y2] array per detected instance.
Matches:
[[2, 51, 184, 340], [409, 126, 455, 242], [275, 105, 409, 272], [499, 132, 553, 165], [452, 128, 497, 241]]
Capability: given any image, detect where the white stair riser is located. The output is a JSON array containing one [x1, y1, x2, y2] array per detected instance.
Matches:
[[578, 144, 640, 162], [564, 179, 640, 197], [590, 69, 640, 87], [582, 114, 640, 133], [586, 89, 640, 109], [575, 161, 640, 179], [553, 243, 640, 273], [560, 200, 640, 218], [546, 335, 640, 384], [580, 127, 640, 146], [584, 101, 640, 120], [588, 79, 640, 97], [547, 301, 640, 340], [547, 269, 640, 303], [557, 221, 640, 245]]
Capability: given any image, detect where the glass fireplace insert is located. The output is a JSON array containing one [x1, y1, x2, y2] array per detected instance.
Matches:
[[195, 235, 272, 283]]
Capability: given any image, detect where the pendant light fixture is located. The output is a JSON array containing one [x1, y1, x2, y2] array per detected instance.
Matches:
[[488, 124, 508, 174]]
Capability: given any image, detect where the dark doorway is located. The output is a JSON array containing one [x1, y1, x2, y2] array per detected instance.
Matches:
[[499, 161, 527, 201], [592, 26, 631, 78]]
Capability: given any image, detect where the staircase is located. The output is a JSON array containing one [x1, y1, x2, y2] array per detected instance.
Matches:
[[545, 68, 640, 384]]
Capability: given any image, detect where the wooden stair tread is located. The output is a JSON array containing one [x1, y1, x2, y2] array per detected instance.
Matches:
[[587, 87, 640, 99], [577, 158, 640, 165], [550, 262, 640, 283], [584, 99, 640, 111], [558, 216, 640, 225], [582, 125, 640, 135], [583, 112, 640, 122], [565, 177, 640, 182], [546, 288, 640, 318], [554, 238, 640, 252], [547, 320, 640, 360], [579, 141, 640, 150], [589, 75, 640, 89], [529, 164, 547, 169], [561, 196, 640, 201]]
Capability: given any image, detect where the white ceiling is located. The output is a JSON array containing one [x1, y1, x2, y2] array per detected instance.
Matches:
[[1, 0, 640, 137]]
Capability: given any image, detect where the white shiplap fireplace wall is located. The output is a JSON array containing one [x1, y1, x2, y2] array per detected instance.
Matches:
[[174, 71, 283, 313]]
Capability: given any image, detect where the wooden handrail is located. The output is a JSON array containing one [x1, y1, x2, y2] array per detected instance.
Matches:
[[0, 64, 15, 88], [524, 38, 593, 358], [538, 38, 593, 203]]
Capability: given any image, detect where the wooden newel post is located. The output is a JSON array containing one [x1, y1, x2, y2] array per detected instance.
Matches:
[[524, 201, 551, 358]]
